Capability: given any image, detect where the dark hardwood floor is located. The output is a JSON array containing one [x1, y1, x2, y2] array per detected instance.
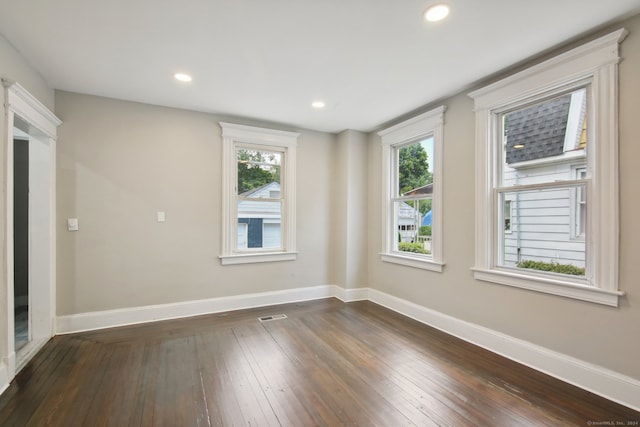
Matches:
[[0, 298, 638, 426]]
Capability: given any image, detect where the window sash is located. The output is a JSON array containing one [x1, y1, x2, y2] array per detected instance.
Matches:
[[378, 106, 445, 272], [468, 28, 626, 306], [220, 122, 299, 265]]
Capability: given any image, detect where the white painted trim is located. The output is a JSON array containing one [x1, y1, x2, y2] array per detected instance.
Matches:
[[15, 338, 48, 374], [2, 80, 61, 138], [367, 288, 640, 412], [2, 81, 59, 388], [331, 286, 369, 302], [219, 122, 298, 264], [472, 268, 622, 307], [56, 285, 336, 334], [379, 106, 446, 269], [0, 361, 8, 395], [380, 253, 444, 272], [219, 251, 297, 265], [469, 29, 625, 305], [47, 285, 639, 411], [468, 29, 628, 107], [219, 122, 299, 147]]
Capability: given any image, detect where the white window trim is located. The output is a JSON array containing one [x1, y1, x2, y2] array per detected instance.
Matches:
[[468, 29, 627, 306], [219, 122, 299, 265], [378, 106, 445, 272]]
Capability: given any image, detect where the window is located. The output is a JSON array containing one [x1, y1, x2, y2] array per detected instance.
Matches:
[[379, 106, 445, 272], [469, 29, 627, 306], [219, 122, 299, 265]]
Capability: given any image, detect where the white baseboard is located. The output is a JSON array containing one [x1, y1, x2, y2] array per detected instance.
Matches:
[[0, 360, 9, 396], [56, 285, 336, 334], [367, 288, 640, 412], [331, 285, 369, 302], [54, 284, 640, 411]]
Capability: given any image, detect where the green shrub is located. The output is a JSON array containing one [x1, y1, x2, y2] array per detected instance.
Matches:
[[516, 260, 585, 276], [398, 242, 431, 254], [419, 225, 432, 236]]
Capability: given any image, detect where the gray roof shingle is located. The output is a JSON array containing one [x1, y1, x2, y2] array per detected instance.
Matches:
[[505, 94, 571, 164]]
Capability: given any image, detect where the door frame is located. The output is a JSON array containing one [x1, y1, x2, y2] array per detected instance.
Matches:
[[2, 80, 60, 387]]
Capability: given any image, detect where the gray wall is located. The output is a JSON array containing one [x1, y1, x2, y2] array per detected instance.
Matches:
[[55, 92, 335, 315], [367, 14, 640, 380]]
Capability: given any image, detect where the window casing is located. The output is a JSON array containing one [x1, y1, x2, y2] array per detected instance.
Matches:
[[469, 29, 627, 306], [379, 106, 445, 272], [219, 122, 299, 265]]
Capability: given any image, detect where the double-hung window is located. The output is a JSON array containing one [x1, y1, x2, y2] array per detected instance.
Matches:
[[469, 29, 627, 306], [219, 123, 299, 265], [379, 106, 445, 272]]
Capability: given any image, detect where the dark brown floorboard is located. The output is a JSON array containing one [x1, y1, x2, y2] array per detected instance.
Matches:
[[0, 298, 637, 426]]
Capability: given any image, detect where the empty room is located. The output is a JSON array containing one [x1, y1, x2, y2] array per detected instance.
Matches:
[[1, 1, 640, 425]]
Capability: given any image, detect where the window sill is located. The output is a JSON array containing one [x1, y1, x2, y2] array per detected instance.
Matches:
[[380, 253, 444, 272], [219, 251, 298, 265], [472, 268, 623, 307]]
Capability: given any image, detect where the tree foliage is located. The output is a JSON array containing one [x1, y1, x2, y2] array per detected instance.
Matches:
[[517, 260, 585, 276], [237, 150, 281, 194], [399, 143, 432, 194]]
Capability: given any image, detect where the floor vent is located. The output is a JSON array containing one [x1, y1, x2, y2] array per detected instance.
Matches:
[[259, 314, 288, 322]]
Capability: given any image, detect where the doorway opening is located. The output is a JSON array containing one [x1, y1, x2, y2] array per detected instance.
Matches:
[[13, 133, 29, 352], [2, 81, 61, 381]]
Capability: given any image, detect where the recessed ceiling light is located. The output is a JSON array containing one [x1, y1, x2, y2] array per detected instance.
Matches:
[[424, 4, 450, 22], [311, 101, 326, 109], [174, 73, 193, 82]]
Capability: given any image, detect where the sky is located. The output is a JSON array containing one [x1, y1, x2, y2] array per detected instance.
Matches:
[[421, 137, 434, 173]]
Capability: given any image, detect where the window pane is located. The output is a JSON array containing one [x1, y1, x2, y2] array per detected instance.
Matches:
[[237, 200, 281, 249], [395, 199, 432, 255], [499, 188, 586, 276], [504, 200, 512, 232], [501, 89, 587, 186], [398, 137, 434, 196], [237, 149, 281, 197]]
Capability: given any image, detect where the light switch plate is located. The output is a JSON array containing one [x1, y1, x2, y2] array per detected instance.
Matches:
[[67, 218, 79, 231], [157, 211, 165, 222]]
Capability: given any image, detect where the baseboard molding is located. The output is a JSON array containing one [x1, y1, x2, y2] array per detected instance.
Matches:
[[54, 284, 640, 411], [0, 360, 9, 396], [56, 285, 337, 334], [367, 288, 640, 412], [331, 285, 369, 302]]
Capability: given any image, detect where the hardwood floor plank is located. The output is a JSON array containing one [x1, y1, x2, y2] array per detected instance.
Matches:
[[0, 298, 637, 426]]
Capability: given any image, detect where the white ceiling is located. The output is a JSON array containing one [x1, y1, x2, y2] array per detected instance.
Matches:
[[2, 1, 640, 133]]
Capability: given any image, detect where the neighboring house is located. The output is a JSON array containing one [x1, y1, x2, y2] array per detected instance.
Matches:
[[422, 211, 432, 226], [237, 182, 282, 249], [398, 183, 432, 242], [397, 202, 422, 243], [503, 90, 587, 268]]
